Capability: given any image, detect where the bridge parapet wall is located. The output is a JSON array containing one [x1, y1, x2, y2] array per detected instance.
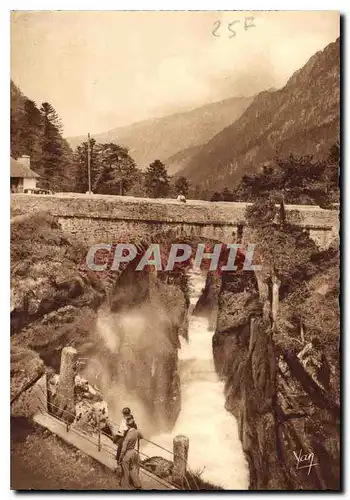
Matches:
[[11, 194, 339, 248]]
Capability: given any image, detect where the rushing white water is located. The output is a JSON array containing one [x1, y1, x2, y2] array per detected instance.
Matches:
[[142, 271, 249, 490]]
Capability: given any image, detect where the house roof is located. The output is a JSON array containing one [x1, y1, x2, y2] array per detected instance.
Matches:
[[10, 157, 40, 178]]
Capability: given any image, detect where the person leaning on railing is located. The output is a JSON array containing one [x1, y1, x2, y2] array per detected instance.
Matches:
[[118, 416, 142, 490]]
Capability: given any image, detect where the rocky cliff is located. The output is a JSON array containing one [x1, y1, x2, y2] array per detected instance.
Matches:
[[11, 213, 105, 372], [208, 255, 340, 490], [11, 212, 188, 433]]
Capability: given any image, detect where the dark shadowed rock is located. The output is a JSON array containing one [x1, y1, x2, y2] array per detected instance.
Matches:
[[213, 259, 340, 490], [142, 456, 173, 479]]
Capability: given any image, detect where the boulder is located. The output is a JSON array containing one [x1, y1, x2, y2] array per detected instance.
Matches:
[[142, 456, 173, 479], [11, 345, 45, 417]]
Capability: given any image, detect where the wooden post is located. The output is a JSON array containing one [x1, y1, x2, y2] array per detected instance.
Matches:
[[172, 435, 189, 487], [97, 411, 101, 451], [56, 346, 77, 421], [98, 428, 101, 452], [272, 275, 281, 324]]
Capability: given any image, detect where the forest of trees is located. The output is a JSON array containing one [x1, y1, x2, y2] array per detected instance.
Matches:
[[11, 80, 191, 197], [11, 81, 75, 191], [211, 145, 340, 207], [210, 187, 235, 202], [74, 149, 186, 199]]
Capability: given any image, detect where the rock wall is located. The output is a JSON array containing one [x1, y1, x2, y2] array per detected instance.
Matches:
[[11, 212, 106, 374], [11, 344, 46, 418], [209, 269, 340, 490], [11, 211, 189, 435]]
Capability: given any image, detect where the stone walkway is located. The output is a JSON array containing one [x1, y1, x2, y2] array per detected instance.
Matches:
[[33, 412, 176, 491]]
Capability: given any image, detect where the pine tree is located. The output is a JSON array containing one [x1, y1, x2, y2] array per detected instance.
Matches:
[[10, 81, 26, 159], [144, 160, 170, 198], [127, 169, 147, 197], [221, 187, 234, 201], [58, 139, 76, 192], [39, 102, 73, 190], [93, 143, 137, 195], [40, 102, 63, 132], [210, 191, 222, 202], [19, 99, 43, 174], [174, 176, 190, 196]]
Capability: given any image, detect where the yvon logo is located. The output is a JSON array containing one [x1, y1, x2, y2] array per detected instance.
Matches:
[[293, 449, 318, 475]]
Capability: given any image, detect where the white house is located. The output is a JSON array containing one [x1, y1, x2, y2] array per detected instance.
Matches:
[[10, 155, 40, 193]]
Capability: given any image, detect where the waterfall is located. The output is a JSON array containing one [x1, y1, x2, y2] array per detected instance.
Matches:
[[142, 270, 249, 489]]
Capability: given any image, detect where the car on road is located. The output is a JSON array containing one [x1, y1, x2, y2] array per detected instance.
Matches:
[[23, 187, 54, 195]]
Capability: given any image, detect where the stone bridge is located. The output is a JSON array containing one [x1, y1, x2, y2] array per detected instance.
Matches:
[[11, 193, 339, 249]]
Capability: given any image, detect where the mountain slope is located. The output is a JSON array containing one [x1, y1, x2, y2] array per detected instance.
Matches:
[[67, 96, 253, 170], [180, 38, 340, 191], [164, 144, 203, 175]]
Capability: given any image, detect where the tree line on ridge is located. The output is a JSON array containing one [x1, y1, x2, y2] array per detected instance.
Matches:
[[11, 80, 339, 206]]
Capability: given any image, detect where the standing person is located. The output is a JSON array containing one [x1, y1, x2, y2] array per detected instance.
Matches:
[[118, 416, 143, 490], [114, 407, 131, 462]]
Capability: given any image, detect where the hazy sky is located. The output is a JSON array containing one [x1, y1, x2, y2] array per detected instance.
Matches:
[[11, 11, 339, 137]]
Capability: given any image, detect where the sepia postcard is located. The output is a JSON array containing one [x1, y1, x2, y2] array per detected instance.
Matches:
[[10, 10, 340, 491]]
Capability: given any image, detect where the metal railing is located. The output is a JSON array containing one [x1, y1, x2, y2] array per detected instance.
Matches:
[[32, 384, 201, 490], [75, 357, 201, 489]]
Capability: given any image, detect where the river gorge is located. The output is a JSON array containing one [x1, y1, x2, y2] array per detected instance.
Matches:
[[11, 211, 340, 490]]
